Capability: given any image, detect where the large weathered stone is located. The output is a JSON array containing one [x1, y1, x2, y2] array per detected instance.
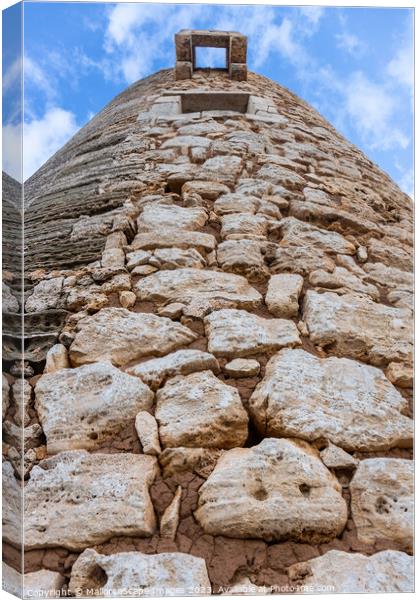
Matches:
[[216, 240, 271, 282], [309, 267, 379, 300], [195, 438, 347, 542], [270, 245, 336, 276], [25, 277, 65, 312], [303, 291, 413, 366], [205, 309, 301, 358], [256, 165, 305, 190], [126, 349, 220, 390], [24, 451, 158, 550], [25, 569, 66, 597], [249, 348, 412, 451], [350, 458, 413, 552], [265, 273, 303, 318], [220, 213, 271, 241], [44, 343, 70, 373], [135, 268, 262, 314], [69, 549, 211, 597], [35, 362, 154, 453], [69, 308, 197, 367], [137, 203, 208, 232], [288, 550, 413, 593], [155, 370, 248, 449], [280, 217, 355, 255], [130, 230, 216, 252], [153, 247, 206, 270]]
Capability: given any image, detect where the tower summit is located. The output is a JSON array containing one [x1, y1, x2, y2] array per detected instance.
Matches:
[[4, 29, 413, 597]]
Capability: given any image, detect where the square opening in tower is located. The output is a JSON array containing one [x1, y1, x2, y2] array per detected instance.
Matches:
[[194, 46, 228, 70]]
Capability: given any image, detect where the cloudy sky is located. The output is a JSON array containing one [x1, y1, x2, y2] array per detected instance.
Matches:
[[2, 2, 414, 196]]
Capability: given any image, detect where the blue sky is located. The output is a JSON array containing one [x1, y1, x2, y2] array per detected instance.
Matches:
[[2, 2, 414, 196]]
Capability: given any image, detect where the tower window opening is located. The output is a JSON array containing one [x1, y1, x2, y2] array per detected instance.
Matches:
[[194, 47, 228, 70]]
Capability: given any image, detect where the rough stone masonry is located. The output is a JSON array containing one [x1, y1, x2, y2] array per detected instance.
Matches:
[[2, 29, 413, 597]]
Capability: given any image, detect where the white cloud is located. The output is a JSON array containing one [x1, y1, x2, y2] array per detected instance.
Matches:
[[341, 71, 409, 151], [335, 32, 366, 57], [3, 107, 80, 182], [387, 43, 413, 90], [299, 6, 325, 26], [24, 56, 56, 99], [3, 57, 21, 91]]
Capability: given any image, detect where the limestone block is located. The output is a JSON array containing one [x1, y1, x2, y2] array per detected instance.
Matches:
[[159, 447, 224, 478], [175, 60, 192, 80], [153, 247, 206, 270], [126, 249, 152, 270], [135, 411, 161, 455], [195, 438, 347, 542], [177, 121, 227, 136], [157, 302, 185, 319], [280, 217, 355, 255], [137, 204, 208, 232], [363, 262, 413, 291], [368, 237, 413, 270], [25, 569, 66, 597], [161, 135, 211, 150], [135, 268, 262, 313], [257, 164, 305, 190], [12, 378, 32, 426], [181, 180, 230, 199], [205, 309, 301, 358], [265, 273, 303, 318], [220, 213, 271, 240], [224, 358, 260, 378], [69, 308, 197, 367], [309, 267, 379, 300], [119, 290, 136, 308], [303, 291, 413, 366], [249, 348, 412, 451], [160, 485, 182, 540], [155, 370, 248, 449], [101, 248, 125, 268], [2, 282, 19, 312], [35, 362, 154, 453], [216, 239, 270, 282], [69, 549, 211, 597], [3, 373, 10, 419], [385, 362, 413, 388], [131, 264, 158, 277], [214, 193, 261, 215], [24, 451, 158, 550], [350, 458, 413, 551], [226, 130, 266, 155], [271, 245, 336, 276], [44, 343, 70, 373], [201, 155, 243, 184], [130, 230, 216, 252], [25, 277, 64, 312], [127, 349, 220, 390], [287, 550, 413, 593], [319, 442, 358, 470], [2, 461, 22, 546]]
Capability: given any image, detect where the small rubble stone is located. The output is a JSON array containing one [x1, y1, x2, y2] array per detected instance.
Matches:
[[69, 308, 197, 367], [265, 273, 303, 318], [287, 550, 413, 593], [224, 358, 260, 378], [159, 447, 224, 478], [35, 362, 154, 453], [24, 451, 158, 550], [155, 370, 248, 449], [119, 290, 136, 308], [160, 485, 182, 540], [157, 302, 185, 319], [127, 349, 220, 390], [131, 264, 158, 277], [249, 348, 412, 451], [319, 442, 358, 470], [385, 362, 413, 388], [69, 549, 211, 597], [205, 308, 301, 358], [135, 411, 161, 455], [350, 458, 413, 552], [44, 344, 70, 374], [195, 438, 347, 542]]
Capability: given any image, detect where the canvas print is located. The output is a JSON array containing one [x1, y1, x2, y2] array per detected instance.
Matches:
[[1, 1, 414, 597]]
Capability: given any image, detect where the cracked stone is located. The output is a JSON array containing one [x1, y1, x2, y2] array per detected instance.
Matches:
[[265, 273, 303, 318]]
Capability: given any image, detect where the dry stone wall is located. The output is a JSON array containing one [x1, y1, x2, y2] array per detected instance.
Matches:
[[3, 65, 413, 595]]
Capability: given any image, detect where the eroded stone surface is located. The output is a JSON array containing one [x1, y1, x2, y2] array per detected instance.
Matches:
[[135, 268, 262, 314], [155, 370, 248, 449], [288, 550, 413, 593], [137, 203, 208, 232], [24, 451, 158, 550], [224, 358, 260, 378], [159, 447, 224, 478], [303, 291, 413, 366], [249, 348, 412, 451], [195, 438, 347, 542], [69, 308, 197, 367], [35, 362, 154, 453], [265, 273, 303, 318], [44, 344, 70, 374], [350, 458, 413, 552], [135, 411, 161, 455], [127, 349, 220, 390], [205, 309, 301, 358], [69, 549, 211, 597]]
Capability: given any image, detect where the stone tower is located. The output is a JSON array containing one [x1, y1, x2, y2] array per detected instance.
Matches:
[[3, 30, 413, 595]]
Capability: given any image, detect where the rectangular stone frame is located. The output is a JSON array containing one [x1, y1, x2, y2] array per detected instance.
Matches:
[[175, 29, 247, 81]]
